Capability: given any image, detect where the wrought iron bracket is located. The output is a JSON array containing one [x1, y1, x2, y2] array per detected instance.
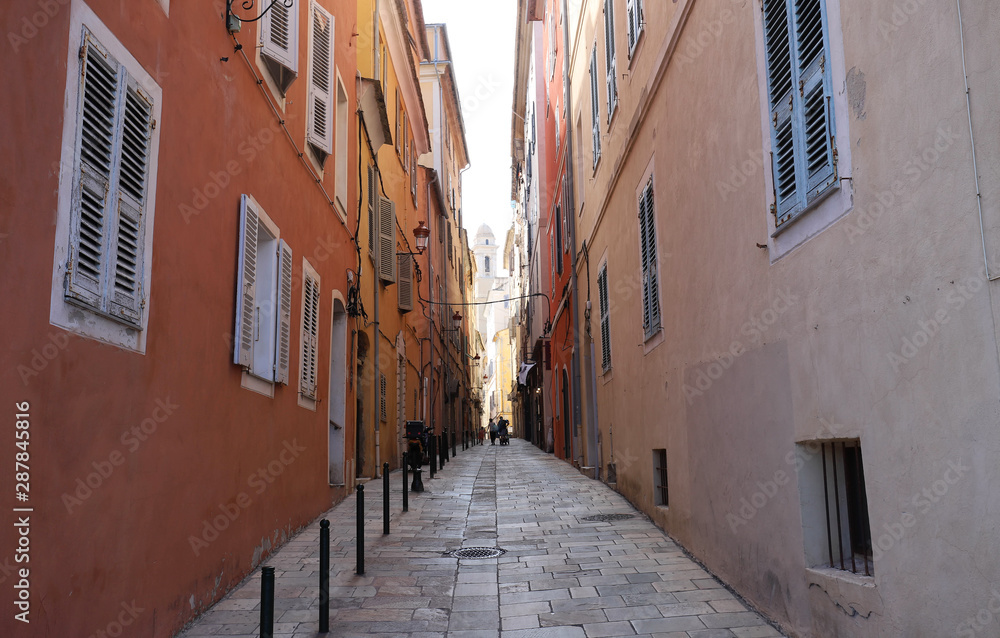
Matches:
[[226, 0, 293, 33]]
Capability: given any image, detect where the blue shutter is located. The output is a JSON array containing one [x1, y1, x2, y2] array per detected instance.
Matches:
[[794, 0, 837, 200], [763, 0, 798, 223]]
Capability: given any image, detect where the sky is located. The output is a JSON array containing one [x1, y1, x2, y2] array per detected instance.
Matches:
[[420, 0, 518, 243]]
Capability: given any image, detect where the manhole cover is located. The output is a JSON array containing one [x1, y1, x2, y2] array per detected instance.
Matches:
[[450, 547, 507, 559], [581, 513, 635, 522]]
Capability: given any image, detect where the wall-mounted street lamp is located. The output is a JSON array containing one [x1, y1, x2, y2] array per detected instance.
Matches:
[[227, 0, 293, 33], [413, 221, 430, 253]]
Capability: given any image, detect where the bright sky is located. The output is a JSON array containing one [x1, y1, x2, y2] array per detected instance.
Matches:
[[420, 0, 518, 244]]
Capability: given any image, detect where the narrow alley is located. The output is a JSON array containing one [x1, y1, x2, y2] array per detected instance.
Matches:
[[178, 441, 782, 637]]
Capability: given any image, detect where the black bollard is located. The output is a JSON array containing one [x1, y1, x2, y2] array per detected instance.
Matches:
[[402, 452, 409, 512], [383, 462, 390, 535], [356, 484, 364, 575], [319, 519, 329, 633], [260, 566, 274, 638], [452, 430, 457, 457], [429, 435, 437, 477]]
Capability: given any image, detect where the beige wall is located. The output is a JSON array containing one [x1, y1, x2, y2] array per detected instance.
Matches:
[[569, 0, 1000, 635]]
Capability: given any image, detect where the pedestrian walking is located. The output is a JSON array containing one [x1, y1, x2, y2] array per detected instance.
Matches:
[[489, 418, 498, 445]]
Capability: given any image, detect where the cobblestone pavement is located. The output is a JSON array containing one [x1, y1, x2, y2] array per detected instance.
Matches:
[[177, 439, 785, 637]]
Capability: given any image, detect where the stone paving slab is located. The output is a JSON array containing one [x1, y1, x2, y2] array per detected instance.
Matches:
[[177, 440, 785, 637]]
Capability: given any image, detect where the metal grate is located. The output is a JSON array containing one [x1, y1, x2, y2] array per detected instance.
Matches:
[[450, 547, 507, 559], [582, 513, 634, 522]]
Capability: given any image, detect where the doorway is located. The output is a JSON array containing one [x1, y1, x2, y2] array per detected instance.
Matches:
[[328, 299, 348, 485]]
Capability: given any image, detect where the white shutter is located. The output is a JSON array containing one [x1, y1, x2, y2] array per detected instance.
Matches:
[[109, 80, 153, 324], [300, 271, 320, 397], [367, 165, 376, 257], [275, 240, 293, 385], [627, 0, 642, 56], [306, 2, 335, 156], [67, 39, 119, 309], [234, 195, 259, 367], [261, 0, 298, 72], [604, 0, 618, 119], [398, 254, 413, 312], [378, 195, 397, 283], [589, 48, 601, 168]]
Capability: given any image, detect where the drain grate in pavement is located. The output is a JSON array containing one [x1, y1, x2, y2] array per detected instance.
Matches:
[[581, 513, 635, 522], [450, 547, 507, 559]]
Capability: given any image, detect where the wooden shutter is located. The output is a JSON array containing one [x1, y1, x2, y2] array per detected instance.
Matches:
[[639, 180, 660, 337], [275, 240, 293, 385], [626, 0, 641, 55], [67, 38, 119, 309], [261, 0, 298, 71], [398, 254, 413, 312], [604, 0, 618, 118], [307, 2, 334, 156], [109, 79, 153, 325], [367, 165, 376, 257], [598, 265, 611, 371], [300, 271, 320, 397], [380, 373, 387, 421], [234, 195, 259, 367], [796, 0, 836, 199], [589, 48, 601, 168], [378, 195, 397, 282]]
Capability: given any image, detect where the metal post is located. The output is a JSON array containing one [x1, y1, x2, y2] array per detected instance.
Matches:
[[383, 462, 390, 535], [319, 520, 329, 633], [452, 429, 456, 457], [260, 566, 274, 638], [429, 435, 437, 477], [356, 484, 365, 575], [402, 452, 409, 512]]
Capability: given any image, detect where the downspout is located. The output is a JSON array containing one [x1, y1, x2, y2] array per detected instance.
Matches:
[[427, 170, 439, 437], [372, 0, 381, 478], [560, 0, 593, 469]]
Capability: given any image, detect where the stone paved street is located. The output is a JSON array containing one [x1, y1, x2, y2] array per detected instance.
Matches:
[[177, 440, 785, 637]]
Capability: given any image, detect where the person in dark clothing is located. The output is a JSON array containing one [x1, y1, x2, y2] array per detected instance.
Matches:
[[489, 418, 498, 445]]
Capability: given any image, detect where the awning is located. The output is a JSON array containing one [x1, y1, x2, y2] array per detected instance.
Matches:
[[517, 362, 535, 385]]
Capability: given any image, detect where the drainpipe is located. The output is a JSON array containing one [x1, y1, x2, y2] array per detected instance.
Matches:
[[560, 0, 593, 469], [426, 171, 439, 437], [372, 0, 381, 478]]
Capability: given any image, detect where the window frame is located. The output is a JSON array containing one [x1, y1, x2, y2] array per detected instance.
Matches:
[[50, 5, 163, 353]]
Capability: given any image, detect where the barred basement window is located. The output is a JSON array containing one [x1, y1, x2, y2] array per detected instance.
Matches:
[[653, 449, 668, 507]]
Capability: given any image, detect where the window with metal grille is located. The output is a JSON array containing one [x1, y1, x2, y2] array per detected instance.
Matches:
[[801, 440, 873, 576], [259, 0, 299, 95], [597, 264, 611, 372], [761, 0, 838, 228], [637, 177, 661, 339], [653, 449, 668, 507]]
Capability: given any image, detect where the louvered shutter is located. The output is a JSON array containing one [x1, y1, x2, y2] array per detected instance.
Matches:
[[589, 48, 601, 168], [626, 0, 642, 56], [598, 265, 611, 371], [398, 254, 413, 312], [378, 196, 397, 283], [307, 2, 334, 156], [604, 0, 618, 118], [108, 79, 153, 324], [410, 148, 417, 198], [275, 240, 293, 385], [234, 195, 259, 367], [261, 0, 298, 72], [795, 0, 836, 200], [380, 373, 387, 421], [763, 0, 836, 227], [395, 90, 402, 155], [367, 165, 376, 257], [641, 182, 661, 336], [67, 39, 119, 309], [300, 272, 320, 397]]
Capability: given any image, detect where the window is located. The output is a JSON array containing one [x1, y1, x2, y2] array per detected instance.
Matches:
[[637, 177, 661, 339], [598, 263, 611, 372], [398, 255, 414, 312], [300, 263, 321, 400], [367, 165, 376, 259], [380, 44, 387, 90], [410, 147, 417, 202], [234, 195, 292, 386], [626, 0, 644, 57], [762, 0, 837, 227], [260, 0, 299, 95], [653, 449, 668, 507], [547, 13, 556, 80], [379, 373, 387, 422], [61, 28, 157, 331], [306, 2, 334, 163], [589, 47, 601, 169], [377, 194, 397, 283], [403, 117, 410, 173], [447, 221, 453, 262], [335, 75, 349, 212], [800, 440, 873, 576], [485, 256, 490, 274], [395, 89, 402, 156], [555, 205, 563, 275], [604, 0, 618, 119]]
